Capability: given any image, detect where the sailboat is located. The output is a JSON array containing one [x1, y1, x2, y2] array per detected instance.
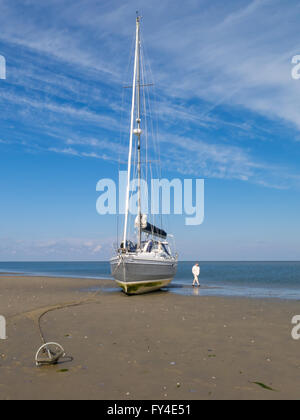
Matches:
[[110, 15, 178, 295]]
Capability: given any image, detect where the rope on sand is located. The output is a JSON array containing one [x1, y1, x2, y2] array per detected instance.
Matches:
[[35, 295, 99, 367]]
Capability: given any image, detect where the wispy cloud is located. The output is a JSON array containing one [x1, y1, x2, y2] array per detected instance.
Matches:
[[0, 0, 300, 191], [0, 90, 119, 128], [48, 146, 114, 162], [0, 237, 111, 261]]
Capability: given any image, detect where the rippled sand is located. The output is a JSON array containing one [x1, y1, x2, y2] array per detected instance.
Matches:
[[0, 275, 299, 400]]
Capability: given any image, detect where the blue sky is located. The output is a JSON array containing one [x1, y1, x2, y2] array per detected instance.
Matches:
[[0, 0, 299, 261]]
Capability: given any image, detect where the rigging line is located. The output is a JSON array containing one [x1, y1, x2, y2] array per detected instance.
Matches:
[[141, 38, 156, 228], [127, 111, 139, 241], [140, 39, 149, 207], [146, 52, 162, 179], [117, 85, 126, 247], [132, 132, 138, 239], [143, 44, 164, 229], [141, 33, 156, 227], [142, 38, 162, 177], [123, 83, 154, 89], [144, 60, 163, 229], [117, 160, 160, 165], [145, 63, 160, 179], [149, 160, 153, 226], [117, 30, 136, 247]]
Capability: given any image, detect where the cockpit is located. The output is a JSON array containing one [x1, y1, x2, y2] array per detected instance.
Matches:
[[119, 239, 171, 256]]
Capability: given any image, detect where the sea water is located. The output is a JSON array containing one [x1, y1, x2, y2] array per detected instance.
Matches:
[[0, 261, 299, 300]]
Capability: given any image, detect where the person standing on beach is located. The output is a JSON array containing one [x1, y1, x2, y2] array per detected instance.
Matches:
[[192, 263, 200, 287]]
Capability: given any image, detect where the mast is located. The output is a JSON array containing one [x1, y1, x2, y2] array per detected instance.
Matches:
[[123, 16, 139, 248], [136, 15, 142, 250]]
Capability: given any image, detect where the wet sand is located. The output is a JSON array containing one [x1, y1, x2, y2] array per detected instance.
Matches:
[[0, 275, 299, 400]]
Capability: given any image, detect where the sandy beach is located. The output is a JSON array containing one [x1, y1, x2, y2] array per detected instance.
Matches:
[[0, 274, 299, 400]]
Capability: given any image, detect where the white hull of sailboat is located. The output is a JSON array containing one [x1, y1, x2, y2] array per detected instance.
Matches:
[[110, 254, 177, 295]]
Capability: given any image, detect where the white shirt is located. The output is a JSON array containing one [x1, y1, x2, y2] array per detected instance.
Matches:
[[192, 265, 200, 276]]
